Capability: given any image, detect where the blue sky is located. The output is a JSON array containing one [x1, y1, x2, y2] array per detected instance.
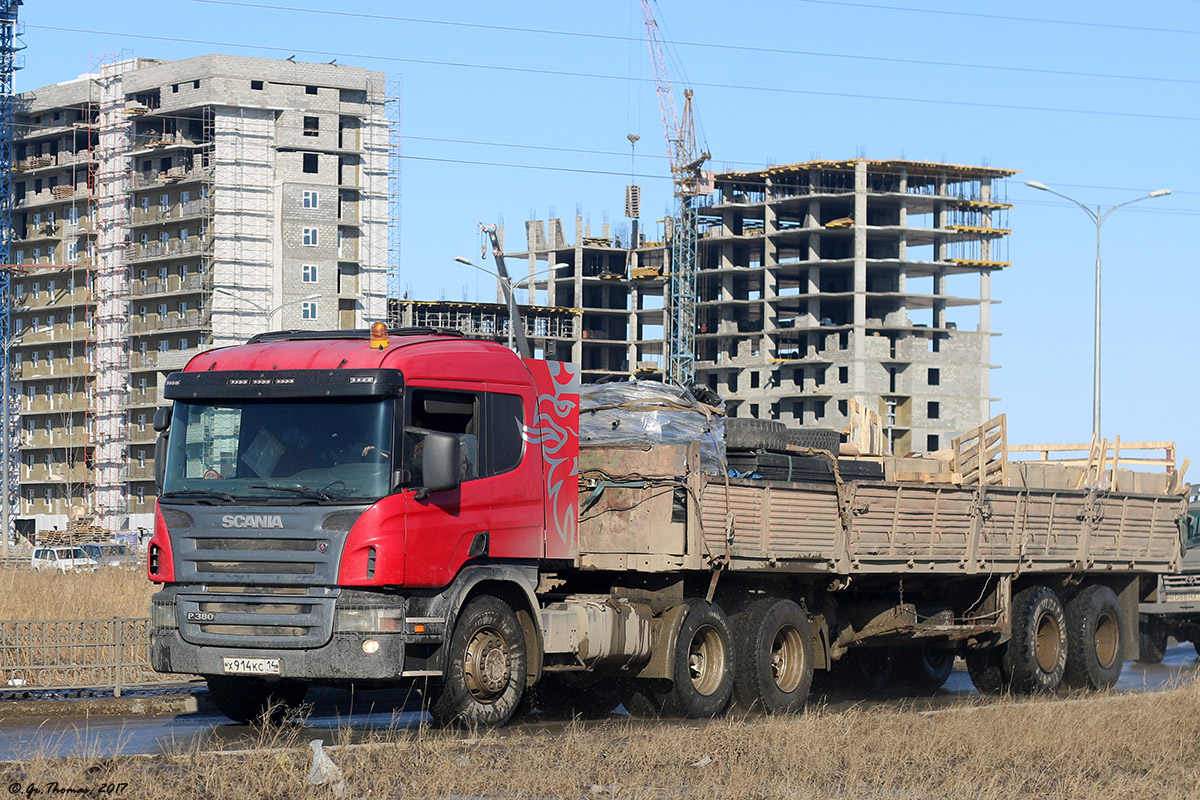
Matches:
[[17, 1, 1200, 467]]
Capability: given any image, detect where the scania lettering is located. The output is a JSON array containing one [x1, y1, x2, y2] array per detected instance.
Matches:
[[148, 325, 1190, 726], [221, 515, 286, 529]]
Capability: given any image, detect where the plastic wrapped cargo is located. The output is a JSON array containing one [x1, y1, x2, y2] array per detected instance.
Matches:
[[579, 380, 726, 475]]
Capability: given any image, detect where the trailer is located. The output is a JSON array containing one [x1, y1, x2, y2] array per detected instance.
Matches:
[[146, 327, 1188, 725]]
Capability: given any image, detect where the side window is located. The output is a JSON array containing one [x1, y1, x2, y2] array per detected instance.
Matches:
[[408, 389, 478, 486], [486, 393, 524, 476]]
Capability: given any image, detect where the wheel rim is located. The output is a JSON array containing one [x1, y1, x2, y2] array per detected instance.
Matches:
[[1094, 610, 1120, 670], [688, 624, 727, 697], [463, 625, 511, 703], [770, 624, 806, 694], [1034, 610, 1062, 672]]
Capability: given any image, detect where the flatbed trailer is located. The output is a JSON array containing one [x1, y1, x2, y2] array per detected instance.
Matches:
[[146, 328, 1189, 725]]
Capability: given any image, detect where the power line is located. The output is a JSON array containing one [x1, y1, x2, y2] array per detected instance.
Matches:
[[186, 0, 1200, 87], [789, 0, 1200, 36], [25, 24, 1200, 125]]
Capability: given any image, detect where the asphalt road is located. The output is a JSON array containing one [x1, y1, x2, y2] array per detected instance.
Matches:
[[1, 642, 1196, 761]]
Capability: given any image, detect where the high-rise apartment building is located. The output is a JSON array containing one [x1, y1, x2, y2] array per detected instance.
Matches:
[[501, 158, 1013, 453], [8, 55, 389, 536]]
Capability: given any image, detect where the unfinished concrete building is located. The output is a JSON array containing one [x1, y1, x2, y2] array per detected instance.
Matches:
[[506, 158, 1013, 453], [8, 54, 389, 536]]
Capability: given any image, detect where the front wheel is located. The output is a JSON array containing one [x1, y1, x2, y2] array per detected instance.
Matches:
[[206, 676, 307, 724], [660, 600, 734, 718], [429, 596, 527, 728]]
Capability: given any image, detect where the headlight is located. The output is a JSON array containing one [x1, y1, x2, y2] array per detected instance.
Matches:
[[334, 606, 404, 633], [152, 599, 177, 629]]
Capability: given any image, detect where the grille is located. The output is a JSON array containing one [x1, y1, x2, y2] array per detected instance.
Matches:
[[177, 592, 335, 649]]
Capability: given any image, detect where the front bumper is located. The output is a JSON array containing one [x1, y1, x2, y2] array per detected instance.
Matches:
[[151, 628, 407, 680]]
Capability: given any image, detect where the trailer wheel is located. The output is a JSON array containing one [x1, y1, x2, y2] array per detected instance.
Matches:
[[1137, 614, 1167, 664], [896, 648, 955, 694], [661, 600, 734, 718], [964, 647, 1005, 695], [731, 598, 813, 713], [1063, 585, 1125, 689], [1003, 585, 1067, 693], [206, 676, 307, 724], [429, 595, 527, 728], [841, 648, 895, 695]]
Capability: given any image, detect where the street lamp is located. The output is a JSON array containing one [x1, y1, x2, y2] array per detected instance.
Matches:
[[214, 289, 321, 329], [451, 257, 567, 352], [1024, 180, 1171, 440]]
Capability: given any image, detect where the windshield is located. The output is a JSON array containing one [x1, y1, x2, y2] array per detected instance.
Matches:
[[162, 398, 394, 503]]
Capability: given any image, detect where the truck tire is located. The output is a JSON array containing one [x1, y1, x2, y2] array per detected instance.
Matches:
[[1063, 585, 1125, 689], [731, 598, 813, 713], [531, 674, 625, 719], [1137, 614, 1168, 664], [896, 648, 955, 694], [429, 595, 527, 728], [1003, 585, 1067, 693], [964, 647, 1005, 695], [841, 648, 895, 695], [660, 600, 735, 718], [724, 419, 788, 451], [206, 676, 307, 724], [781, 427, 841, 455]]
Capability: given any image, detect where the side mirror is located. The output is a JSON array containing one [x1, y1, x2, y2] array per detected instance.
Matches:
[[154, 433, 168, 492], [153, 406, 172, 432], [420, 431, 461, 495]]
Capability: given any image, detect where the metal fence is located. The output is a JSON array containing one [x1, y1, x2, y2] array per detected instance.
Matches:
[[0, 618, 162, 696]]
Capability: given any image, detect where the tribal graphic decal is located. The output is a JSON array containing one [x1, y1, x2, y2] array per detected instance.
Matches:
[[521, 360, 579, 559]]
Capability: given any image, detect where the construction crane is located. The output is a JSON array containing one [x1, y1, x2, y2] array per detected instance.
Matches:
[[641, 0, 710, 387], [0, 1, 20, 557]]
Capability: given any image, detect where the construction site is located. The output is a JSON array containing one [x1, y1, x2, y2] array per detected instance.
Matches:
[[391, 157, 1013, 456], [4, 53, 390, 537]]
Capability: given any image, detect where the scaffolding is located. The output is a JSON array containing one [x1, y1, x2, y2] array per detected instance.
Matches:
[[90, 56, 132, 532], [210, 106, 273, 345], [385, 76, 402, 304], [360, 76, 390, 324]]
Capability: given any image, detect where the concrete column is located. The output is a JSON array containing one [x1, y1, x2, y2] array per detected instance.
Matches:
[[978, 179, 993, 422], [852, 160, 868, 397], [932, 172, 947, 338], [628, 282, 639, 375], [575, 215, 586, 363], [762, 176, 779, 366]]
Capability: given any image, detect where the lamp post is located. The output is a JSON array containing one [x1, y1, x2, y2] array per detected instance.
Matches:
[[214, 290, 321, 329], [1024, 181, 1171, 440], [452, 257, 565, 352]]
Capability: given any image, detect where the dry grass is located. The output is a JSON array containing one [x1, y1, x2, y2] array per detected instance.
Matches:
[[0, 567, 156, 620], [5, 679, 1200, 799]]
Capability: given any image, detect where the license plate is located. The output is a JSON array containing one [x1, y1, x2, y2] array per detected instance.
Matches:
[[222, 657, 280, 675]]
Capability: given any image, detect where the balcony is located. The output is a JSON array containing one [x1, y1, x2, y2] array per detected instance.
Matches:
[[129, 272, 209, 297], [132, 165, 214, 189], [125, 236, 212, 262], [130, 198, 212, 227]]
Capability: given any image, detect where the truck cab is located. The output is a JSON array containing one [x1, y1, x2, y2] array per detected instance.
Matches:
[[149, 326, 578, 724]]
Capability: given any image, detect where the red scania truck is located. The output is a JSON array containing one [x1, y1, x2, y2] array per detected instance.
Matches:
[[148, 326, 1188, 725]]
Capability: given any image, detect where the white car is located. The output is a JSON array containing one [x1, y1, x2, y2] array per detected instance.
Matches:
[[30, 546, 96, 573]]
